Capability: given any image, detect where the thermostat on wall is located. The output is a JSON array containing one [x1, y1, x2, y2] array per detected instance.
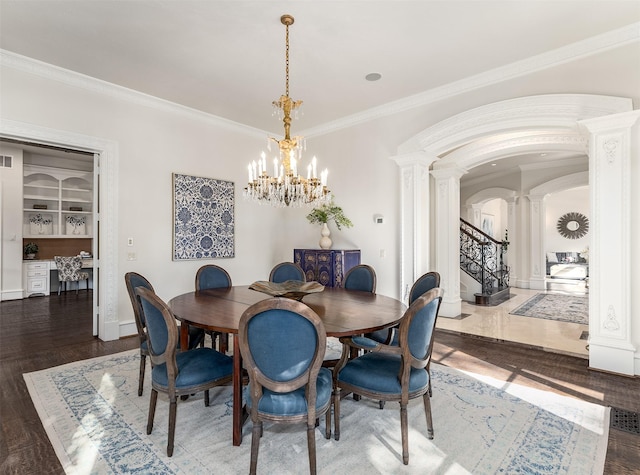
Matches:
[[374, 214, 384, 224]]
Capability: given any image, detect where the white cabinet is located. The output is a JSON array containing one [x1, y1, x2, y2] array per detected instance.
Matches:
[[23, 165, 93, 238], [23, 261, 50, 297]]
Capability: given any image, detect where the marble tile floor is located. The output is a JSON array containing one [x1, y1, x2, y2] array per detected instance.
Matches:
[[436, 286, 589, 359]]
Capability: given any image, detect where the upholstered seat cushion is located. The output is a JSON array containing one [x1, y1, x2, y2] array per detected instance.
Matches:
[[151, 348, 233, 389], [337, 352, 428, 394], [246, 367, 332, 416]]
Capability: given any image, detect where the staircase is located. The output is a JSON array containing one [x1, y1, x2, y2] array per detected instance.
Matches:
[[460, 218, 510, 305]]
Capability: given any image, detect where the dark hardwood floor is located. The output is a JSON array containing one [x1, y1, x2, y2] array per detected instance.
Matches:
[[1, 293, 638, 474]]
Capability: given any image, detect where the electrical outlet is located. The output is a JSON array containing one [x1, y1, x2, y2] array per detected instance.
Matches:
[[127, 252, 136, 261], [127, 237, 134, 246]]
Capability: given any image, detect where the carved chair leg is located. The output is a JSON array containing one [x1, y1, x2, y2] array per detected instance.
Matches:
[[422, 393, 434, 439], [204, 389, 210, 407], [250, 421, 262, 475], [138, 353, 146, 396], [167, 398, 177, 457], [400, 402, 409, 465], [146, 389, 158, 434], [379, 400, 385, 409], [325, 407, 331, 439], [333, 387, 341, 441], [307, 423, 317, 475]]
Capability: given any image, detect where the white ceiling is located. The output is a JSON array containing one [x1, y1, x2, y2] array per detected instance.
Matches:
[[2, 0, 639, 136], [1, 1, 639, 183]]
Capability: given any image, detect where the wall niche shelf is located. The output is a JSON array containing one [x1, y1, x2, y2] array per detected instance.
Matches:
[[23, 165, 93, 239]]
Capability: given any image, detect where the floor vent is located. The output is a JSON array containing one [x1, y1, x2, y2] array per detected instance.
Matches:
[[610, 407, 640, 435]]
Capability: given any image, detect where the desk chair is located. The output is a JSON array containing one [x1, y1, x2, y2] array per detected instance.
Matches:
[[334, 288, 445, 465], [238, 297, 332, 475], [136, 287, 233, 457], [195, 264, 232, 353], [54, 256, 90, 295], [269, 261, 306, 283]]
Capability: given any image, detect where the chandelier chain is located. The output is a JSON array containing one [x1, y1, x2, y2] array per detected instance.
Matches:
[[285, 22, 290, 98]]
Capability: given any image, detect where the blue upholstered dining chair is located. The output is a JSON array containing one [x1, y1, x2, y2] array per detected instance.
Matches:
[[238, 297, 332, 475], [135, 286, 233, 457], [343, 264, 376, 292], [125, 272, 204, 396], [327, 264, 377, 367], [54, 256, 90, 295], [333, 287, 445, 465], [367, 271, 441, 346], [269, 261, 306, 283], [195, 264, 232, 352]]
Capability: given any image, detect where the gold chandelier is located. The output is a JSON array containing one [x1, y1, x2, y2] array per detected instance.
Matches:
[[244, 14, 331, 208]]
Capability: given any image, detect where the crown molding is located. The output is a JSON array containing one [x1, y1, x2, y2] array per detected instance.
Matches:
[[302, 22, 640, 138], [0, 49, 267, 140], [2, 22, 638, 140]]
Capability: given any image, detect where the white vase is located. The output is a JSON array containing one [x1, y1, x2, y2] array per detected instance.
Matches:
[[319, 223, 332, 249]]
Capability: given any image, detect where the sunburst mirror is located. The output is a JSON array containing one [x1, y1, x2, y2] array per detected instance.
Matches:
[[556, 212, 589, 239]]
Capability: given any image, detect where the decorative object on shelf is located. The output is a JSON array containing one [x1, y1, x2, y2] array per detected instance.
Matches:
[[172, 173, 235, 260], [244, 14, 330, 208], [556, 212, 589, 239], [33, 204, 48, 210], [249, 280, 324, 301], [306, 200, 353, 249], [29, 213, 53, 235], [69, 206, 83, 212], [65, 215, 86, 235], [24, 242, 39, 259]]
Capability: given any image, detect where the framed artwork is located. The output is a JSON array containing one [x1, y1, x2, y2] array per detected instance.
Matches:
[[172, 173, 235, 260], [481, 213, 495, 238]]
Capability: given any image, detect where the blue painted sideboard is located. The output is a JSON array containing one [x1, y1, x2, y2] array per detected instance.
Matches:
[[294, 249, 361, 288]]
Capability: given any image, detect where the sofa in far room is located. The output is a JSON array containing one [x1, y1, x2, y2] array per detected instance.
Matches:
[[546, 251, 588, 280]]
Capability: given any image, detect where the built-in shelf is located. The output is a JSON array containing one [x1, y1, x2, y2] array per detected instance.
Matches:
[[23, 165, 93, 239]]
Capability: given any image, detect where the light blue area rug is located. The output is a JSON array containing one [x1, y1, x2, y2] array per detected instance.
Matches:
[[24, 349, 608, 474]]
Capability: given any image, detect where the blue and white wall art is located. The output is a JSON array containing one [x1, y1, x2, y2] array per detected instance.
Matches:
[[172, 173, 235, 260]]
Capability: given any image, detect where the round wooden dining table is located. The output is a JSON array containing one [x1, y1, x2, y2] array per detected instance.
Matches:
[[169, 284, 407, 446]]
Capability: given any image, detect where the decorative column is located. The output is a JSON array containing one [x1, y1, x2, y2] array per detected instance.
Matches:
[[431, 166, 466, 317], [391, 152, 436, 302], [581, 110, 639, 375], [526, 193, 546, 290], [505, 196, 518, 283]]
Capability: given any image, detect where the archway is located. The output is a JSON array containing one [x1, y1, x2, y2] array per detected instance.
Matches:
[[391, 93, 637, 374]]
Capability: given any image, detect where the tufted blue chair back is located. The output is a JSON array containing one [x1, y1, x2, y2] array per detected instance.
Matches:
[[269, 262, 305, 283], [343, 264, 376, 293], [247, 309, 318, 382], [404, 295, 441, 360], [196, 265, 232, 290], [125, 272, 154, 328], [408, 271, 441, 304], [137, 288, 173, 358]]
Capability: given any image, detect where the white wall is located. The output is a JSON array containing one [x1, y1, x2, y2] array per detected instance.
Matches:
[[0, 144, 24, 300]]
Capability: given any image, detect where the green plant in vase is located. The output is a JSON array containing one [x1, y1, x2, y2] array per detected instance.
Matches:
[[24, 242, 39, 259], [306, 200, 353, 249]]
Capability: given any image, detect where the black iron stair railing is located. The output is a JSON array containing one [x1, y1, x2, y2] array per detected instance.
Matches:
[[460, 218, 510, 296]]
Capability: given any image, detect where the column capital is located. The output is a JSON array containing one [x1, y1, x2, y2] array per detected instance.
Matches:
[[391, 151, 437, 169]]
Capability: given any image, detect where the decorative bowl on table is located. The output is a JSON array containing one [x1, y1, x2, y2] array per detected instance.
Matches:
[[249, 280, 324, 301]]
